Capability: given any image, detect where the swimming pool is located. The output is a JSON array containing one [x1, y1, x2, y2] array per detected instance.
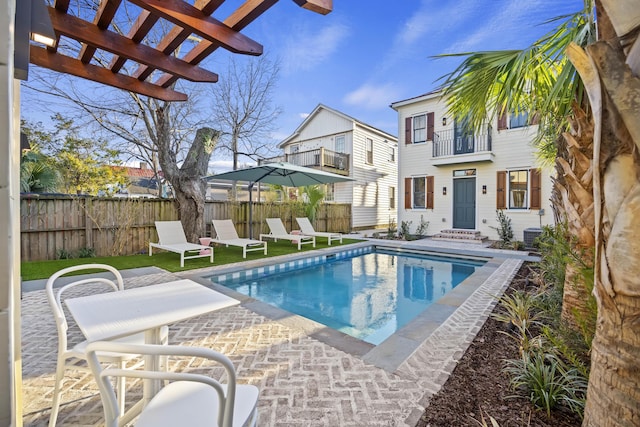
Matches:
[[212, 247, 485, 345]]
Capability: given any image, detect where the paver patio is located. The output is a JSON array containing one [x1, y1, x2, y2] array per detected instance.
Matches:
[[21, 240, 525, 426]]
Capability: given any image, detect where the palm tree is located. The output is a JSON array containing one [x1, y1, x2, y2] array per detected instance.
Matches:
[[438, 1, 640, 424], [438, 1, 596, 330], [566, 1, 640, 424], [20, 150, 60, 193], [302, 185, 325, 223]]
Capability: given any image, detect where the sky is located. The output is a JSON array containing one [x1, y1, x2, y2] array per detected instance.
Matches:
[[21, 0, 584, 172]]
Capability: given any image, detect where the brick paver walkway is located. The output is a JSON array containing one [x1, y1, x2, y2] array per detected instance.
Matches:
[[22, 257, 522, 426]]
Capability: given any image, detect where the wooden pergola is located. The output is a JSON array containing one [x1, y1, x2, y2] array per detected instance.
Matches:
[[29, 0, 333, 101]]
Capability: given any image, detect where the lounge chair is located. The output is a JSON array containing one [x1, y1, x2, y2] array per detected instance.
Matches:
[[296, 217, 343, 245], [260, 218, 315, 250], [212, 219, 267, 258], [149, 220, 213, 267]]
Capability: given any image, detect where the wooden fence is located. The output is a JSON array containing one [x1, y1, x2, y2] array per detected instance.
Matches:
[[20, 195, 352, 261]]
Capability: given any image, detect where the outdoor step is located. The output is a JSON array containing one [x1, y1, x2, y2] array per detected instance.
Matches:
[[432, 229, 488, 244]]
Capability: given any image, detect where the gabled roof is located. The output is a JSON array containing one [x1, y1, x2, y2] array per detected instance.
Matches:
[[278, 103, 396, 148], [389, 89, 443, 110]]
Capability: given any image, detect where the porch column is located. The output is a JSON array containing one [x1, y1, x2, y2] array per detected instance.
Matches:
[[0, 0, 23, 424]]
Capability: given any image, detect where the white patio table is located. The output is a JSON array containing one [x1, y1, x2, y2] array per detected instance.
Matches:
[[65, 279, 239, 424]]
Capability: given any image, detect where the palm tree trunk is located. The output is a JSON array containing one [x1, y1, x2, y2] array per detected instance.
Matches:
[[567, 3, 640, 422]]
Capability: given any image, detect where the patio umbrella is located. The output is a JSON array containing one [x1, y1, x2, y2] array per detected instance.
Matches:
[[206, 162, 353, 238]]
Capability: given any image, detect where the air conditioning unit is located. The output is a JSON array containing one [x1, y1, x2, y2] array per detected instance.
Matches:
[[523, 227, 543, 249]]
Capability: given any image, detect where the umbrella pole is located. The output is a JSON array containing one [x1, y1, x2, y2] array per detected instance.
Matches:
[[248, 181, 254, 239]]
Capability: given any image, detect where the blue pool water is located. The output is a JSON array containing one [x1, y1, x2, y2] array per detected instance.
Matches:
[[214, 249, 484, 344]]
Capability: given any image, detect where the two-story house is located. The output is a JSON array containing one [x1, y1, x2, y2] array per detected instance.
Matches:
[[390, 90, 554, 243], [263, 104, 398, 230]]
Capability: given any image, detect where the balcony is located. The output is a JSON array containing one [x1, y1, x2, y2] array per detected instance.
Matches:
[[260, 148, 350, 176], [431, 126, 494, 166]]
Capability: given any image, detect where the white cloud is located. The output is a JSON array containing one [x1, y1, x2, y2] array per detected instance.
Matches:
[[344, 83, 402, 110], [282, 22, 349, 73], [299, 113, 310, 119]]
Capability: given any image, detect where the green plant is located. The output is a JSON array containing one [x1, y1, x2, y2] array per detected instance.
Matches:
[[471, 409, 501, 427], [386, 218, 397, 239], [504, 351, 587, 418], [399, 220, 412, 240], [76, 247, 96, 258], [414, 215, 429, 237], [536, 223, 570, 289], [491, 210, 513, 248], [492, 290, 543, 355], [302, 185, 325, 222], [56, 248, 73, 260]]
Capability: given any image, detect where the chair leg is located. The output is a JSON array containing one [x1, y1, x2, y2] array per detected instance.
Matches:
[[116, 360, 126, 415], [48, 359, 66, 427]]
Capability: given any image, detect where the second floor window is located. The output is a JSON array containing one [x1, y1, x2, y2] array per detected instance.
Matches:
[[509, 111, 529, 128], [365, 138, 373, 164], [413, 114, 426, 143], [335, 135, 345, 153], [389, 146, 395, 162]]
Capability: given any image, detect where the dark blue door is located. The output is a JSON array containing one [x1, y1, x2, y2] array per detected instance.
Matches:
[[453, 178, 476, 229]]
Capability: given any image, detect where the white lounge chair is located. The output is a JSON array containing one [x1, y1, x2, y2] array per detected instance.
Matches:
[[260, 218, 315, 250], [46, 264, 168, 427], [86, 342, 259, 427], [149, 220, 213, 267], [212, 219, 267, 258], [296, 217, 343, 245]]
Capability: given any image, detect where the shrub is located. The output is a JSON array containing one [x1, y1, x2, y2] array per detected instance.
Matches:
[[398, 220, 412, 240], [491, 210, 513, 248], [386, 218, 397, 239], [76, 247, 96, 258], [504, 351, 587, 418], [56, 248, 73, 260], [414, 215, 429, 237]]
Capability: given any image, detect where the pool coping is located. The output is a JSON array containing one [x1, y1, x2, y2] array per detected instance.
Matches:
[[183, 240, 522, 373]]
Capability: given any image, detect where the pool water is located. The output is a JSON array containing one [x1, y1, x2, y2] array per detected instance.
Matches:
[[215, 249, 484, 344]]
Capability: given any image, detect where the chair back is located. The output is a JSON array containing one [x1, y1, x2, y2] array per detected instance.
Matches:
[[155, 221, 188, 245], [45, 264, 124, 354], [212, 219, 240, 240], [296, 217, 315, 234], [86, 342, 240, 427], [265, 218, 288, 235]]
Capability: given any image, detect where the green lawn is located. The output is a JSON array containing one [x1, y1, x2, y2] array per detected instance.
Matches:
[[21, 238, 363, 281]]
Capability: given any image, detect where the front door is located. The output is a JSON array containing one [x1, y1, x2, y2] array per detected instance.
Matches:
[[453, 177, 476, 229]]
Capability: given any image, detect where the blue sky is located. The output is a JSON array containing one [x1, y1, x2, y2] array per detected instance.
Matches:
[[243, 0, 583, 139], [21, 0, 584, 171]]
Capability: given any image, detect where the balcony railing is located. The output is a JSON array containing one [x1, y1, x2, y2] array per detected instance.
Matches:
[[260, 148, 350, 175], [432, 125, 492, 158]]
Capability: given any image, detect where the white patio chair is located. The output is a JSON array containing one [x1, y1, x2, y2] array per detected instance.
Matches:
[[260, 218, 316, 250], [296, 217, 343, 245], [86, 341, 259, 427], [45, 264, 168, 427], [149, 220, 214, 267], [212, 219, 267, 258]]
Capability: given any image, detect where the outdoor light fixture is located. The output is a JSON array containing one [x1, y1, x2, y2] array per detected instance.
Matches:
[[482, 185, 487, 194], [442, 117, 447, 126], [442, 187, 447, 195], [14, 0, 57, 80]]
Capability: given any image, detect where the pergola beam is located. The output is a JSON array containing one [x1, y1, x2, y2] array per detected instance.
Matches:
[[130, 0, 263, 55], [133, 0, 223, 81], [48, 7, 218, 83], [156, 0, 279, 87], [30, 46, 188, 101]]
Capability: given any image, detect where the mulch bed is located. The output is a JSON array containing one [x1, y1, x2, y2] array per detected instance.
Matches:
[[416, 263, 582, 427]]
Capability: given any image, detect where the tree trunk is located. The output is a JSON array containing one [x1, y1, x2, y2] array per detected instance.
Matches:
[[154, 105, 219, 242], [567, 5, 640, 422], [553, 106, 596, 330]]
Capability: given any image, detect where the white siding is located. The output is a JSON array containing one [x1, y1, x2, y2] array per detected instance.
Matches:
[[395, 94, 554, 241], [280, 105, 398, 230]]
